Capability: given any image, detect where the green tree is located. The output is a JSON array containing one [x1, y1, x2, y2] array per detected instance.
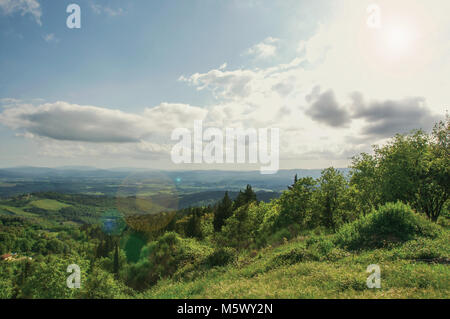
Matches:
[[185, 207, 203, 239], [21, 255, 89, 299], [288, 174, 298, 190], [415, 117, 450, 221], [350, 117, 449, 222], [315, 167, 349, 231], [350, 152, 381, 215], [277, 177, 317, 230], [113, 242, 119, 276], [81, 266, 128, 299], [0, 264, 15, 298], [213, 191, 233, 232], [233, 184, 257, 209], [376, 130, 429, 205], [219, 202, 263, 249]]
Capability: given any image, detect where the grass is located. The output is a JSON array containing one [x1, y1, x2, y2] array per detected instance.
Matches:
[[30, 199, 70, 211], [137, 228, 450, 299], [0, 205, 37, 218]]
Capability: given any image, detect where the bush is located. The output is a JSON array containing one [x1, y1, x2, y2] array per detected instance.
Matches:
[[205, 247, 237, 267], [81, 267, 132, 299], [125, 232, 211, 290], [309, 238, 335, 256], [335, 202, 441, 250], [270, 247, 319, 267], [267, 228, 292, 245], [304, 236, 348, 261]]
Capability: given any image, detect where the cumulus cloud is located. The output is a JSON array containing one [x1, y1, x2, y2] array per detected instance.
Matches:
[[351, 94, 440, 138], [179, 69, 258, 100], [302, 85, 439, 137], [245, 37, 280, 59], [0, 101, 209, 165], [305, 86, 351, 127], [143, 103, 207, 130], [0, 102, 146, 143], [0, 101, 207, 143], [272, 77, 296, 97], [0, 0, 42, 25]]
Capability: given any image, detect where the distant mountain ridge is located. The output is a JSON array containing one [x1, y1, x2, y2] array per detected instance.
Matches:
[[0, 166, 349, 179], [0, 166, 350, 198]]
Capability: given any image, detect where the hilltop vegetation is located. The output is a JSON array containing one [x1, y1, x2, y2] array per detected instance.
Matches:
[[0, 117, 449, 299]]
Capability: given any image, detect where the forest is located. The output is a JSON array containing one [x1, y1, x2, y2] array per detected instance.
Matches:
[[0, 117, 448, 299]]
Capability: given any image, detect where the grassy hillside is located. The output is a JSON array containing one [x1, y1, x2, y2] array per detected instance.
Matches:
[[139, 228, 449, 299]]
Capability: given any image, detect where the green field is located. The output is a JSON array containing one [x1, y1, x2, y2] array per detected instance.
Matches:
[[30, 199, 70, 211], [0, 205, 37, 218]]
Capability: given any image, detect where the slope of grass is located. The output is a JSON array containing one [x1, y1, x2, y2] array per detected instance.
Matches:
[[137, 228, 450, 299]]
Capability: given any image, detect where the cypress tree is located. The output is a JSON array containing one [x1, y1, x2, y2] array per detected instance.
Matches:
[[113, 242, 119, 276]]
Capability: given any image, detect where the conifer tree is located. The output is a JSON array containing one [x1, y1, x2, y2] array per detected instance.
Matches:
[[213, 191, 233, 232]]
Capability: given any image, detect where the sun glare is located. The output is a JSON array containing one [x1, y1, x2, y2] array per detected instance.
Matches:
[[386, 26, 413, 53]]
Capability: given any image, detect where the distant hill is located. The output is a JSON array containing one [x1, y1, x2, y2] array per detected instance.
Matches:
[[177, 190, 282, 209], [0, 166, 350, 198]]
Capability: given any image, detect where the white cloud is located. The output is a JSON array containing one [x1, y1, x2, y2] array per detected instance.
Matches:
[[43, 33, 59, 43], [0, 102, 146, 143], [0, 98, 22, 108], [0, 101, 207, 144], [0, 101, 208, 164], [0, 0, 42, 25], [91, 3, 125, 16], [143, 103, 208, 131], [245, 37, 280, 59], [180, 68, 259, 100]]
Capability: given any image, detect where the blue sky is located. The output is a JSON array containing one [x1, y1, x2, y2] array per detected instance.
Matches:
[[0, 0, 327, 109], [0, 0, 448, 169]]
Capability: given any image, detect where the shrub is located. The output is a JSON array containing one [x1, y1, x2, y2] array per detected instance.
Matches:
[[268, 246, 322, 270], [304, 236, 349, 261], [310, 239, 335, 256], [335, 202, 441, 250], [125, 232, 211, 290], [205, 247, 237, 267]]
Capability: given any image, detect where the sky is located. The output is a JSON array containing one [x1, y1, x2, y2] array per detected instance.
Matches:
[[0, 0, 448, 170]]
